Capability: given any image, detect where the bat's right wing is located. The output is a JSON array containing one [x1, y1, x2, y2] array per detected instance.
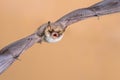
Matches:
[[0, 33, 41, 74]]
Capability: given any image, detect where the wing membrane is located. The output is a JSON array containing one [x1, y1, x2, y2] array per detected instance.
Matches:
[[0, 33, 40, 74], [55, 0, 120, 28]]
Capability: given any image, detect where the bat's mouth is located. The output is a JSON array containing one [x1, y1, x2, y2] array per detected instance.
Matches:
[[44, 33, 64, 43], [51, 32, 59, 38]]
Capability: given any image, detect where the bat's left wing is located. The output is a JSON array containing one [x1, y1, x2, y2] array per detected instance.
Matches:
[[0, 33, 41, 74], [55, 0, 120, 28]]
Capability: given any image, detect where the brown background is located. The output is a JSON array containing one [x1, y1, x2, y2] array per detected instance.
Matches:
[[0, 0, 120, 80]]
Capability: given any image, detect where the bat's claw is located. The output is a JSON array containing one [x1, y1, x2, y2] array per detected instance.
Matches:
[[13, 55, 21, 61]]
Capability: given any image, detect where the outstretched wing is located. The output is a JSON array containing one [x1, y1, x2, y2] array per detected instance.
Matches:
[[1, 0, 120, 75], [0, 33, 41, 74], [55, 0, 120, 28]]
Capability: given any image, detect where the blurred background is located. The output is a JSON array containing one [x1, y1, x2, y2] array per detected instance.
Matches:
[[0, 0, 120, 80]]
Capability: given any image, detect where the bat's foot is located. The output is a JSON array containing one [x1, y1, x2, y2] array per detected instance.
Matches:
[[12, 55, 21, 61]]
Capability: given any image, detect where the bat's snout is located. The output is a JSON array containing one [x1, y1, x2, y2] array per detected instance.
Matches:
[[44, 33, 64, 43]]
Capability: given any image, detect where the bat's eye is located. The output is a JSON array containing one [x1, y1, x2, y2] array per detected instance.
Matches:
[[48, 29, 54, 33]]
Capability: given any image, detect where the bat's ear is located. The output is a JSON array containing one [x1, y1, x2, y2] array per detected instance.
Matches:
[[47, 21, 52, 30], [48, 21, 51, 26]]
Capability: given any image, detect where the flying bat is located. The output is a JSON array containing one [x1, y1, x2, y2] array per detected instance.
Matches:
[[0, 0, 120, 74]]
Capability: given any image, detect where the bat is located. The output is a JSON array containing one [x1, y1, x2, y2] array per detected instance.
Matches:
[[0, 0, 120, 75]]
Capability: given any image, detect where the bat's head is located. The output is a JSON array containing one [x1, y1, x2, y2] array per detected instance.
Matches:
[[43, 21, 64, 43]]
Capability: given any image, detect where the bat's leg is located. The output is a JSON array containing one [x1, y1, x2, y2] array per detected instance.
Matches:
[[89, 2, 101, 20], [92, 9, 100, 20]]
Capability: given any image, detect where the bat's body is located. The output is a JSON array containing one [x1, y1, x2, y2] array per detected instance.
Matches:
[[0, 0, 120, 75]]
